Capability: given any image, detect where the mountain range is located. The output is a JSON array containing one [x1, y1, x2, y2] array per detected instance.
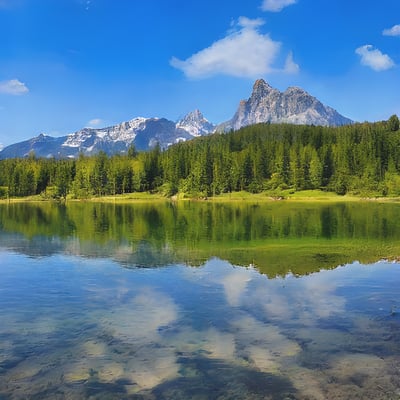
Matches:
[[0, 80, 352, 159]]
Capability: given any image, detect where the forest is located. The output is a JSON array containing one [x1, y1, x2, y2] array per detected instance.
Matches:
[[0, 114, 399, 200]]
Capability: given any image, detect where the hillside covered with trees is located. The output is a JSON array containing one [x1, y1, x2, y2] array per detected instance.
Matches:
[[1, 115, 400, 200]]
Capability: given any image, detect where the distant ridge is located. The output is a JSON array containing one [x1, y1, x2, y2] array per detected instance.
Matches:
[[0, 111, 216, 159]]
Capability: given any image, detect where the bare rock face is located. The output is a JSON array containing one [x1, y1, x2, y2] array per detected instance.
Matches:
[[221, 79, 352, 131]]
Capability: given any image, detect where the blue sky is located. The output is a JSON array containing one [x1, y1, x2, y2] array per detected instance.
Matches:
[[0, 0, 399, 147]]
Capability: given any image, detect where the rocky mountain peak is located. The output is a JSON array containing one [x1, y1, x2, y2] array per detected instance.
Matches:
[[176, 109, 216, 137], [253, 78, 271, 90], [284, 86, 306, 95], [252, 79, 275, 97], [219, 80, 353, 131], [178, 109, 204, 123]]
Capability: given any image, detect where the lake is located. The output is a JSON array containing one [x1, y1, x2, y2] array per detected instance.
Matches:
[[0, 201, 400, 399]]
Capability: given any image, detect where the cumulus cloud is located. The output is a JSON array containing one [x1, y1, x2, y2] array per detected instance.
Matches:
[[87, 118, 104, 128], [261, 0, 297, 12], [171, 17, 297, 79], [0, 79, 29, 95], [383, 24, 400, 37], [355, 45, 395, 71]]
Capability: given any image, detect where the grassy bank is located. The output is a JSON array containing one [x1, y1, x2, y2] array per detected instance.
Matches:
[[209, 190, 357, 202], [1, 189, 400, 204]]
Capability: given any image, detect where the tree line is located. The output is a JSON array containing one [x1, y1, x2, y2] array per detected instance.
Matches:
[[0, 115, 399, 199]]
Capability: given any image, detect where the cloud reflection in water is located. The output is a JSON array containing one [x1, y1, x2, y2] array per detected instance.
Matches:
[[1, 251, 399, 398]]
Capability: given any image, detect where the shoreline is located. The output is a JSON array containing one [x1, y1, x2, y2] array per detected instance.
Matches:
[[1, 190, 400, 204]]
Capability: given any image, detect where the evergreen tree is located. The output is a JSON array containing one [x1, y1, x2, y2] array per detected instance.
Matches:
[[91, 151, 109, 195], [388, 114, 400, 132], [55, 161, 74, 200]]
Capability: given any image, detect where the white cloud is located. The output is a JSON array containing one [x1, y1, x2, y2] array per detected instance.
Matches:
[[0, 79, 29, 95], [98, 287, 180, 390], [171, 17, 296, 79], [87, 118, 104, 128], [220, 267, 251, 307], [355, 45, 395, 71], [284, 51, 299, 74], [383, 24, 400, 37], [236, 16, 265, 29], [261, 0, 297, 12]]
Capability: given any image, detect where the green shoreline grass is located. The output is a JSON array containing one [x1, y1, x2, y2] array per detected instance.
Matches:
[[2, 189, 400, 204]]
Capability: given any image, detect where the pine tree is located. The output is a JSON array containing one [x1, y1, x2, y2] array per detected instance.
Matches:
[[388, 114, 399, 132]]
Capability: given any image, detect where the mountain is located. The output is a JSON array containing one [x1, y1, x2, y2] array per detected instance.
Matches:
[[218, 79, 353, 131], [0, 111, 216, 159], [0, 134, 67, 159], [176, 109, 216, 137], [0, 80, 354, 159]]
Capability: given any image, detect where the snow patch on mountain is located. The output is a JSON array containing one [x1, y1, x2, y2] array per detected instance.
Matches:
[[62, 117, 152, 149], [176, 109, 216, 137]]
